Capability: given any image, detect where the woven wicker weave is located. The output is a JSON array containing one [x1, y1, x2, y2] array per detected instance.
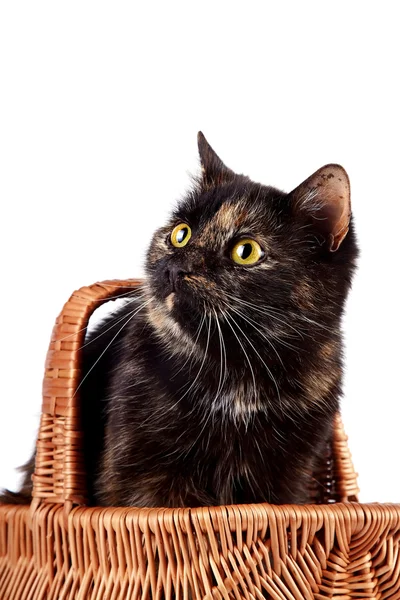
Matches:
[[1, 279, 399, 600]]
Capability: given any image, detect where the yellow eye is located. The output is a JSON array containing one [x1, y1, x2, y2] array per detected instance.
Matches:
[[231, 238, 264, 265], [171, 223, 192, 247]]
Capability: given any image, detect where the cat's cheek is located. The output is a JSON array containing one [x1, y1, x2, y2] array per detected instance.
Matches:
[[145, 232, 173, 274]]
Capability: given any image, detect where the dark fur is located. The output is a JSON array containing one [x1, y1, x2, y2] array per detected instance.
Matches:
[[1, 133, 358, 507]]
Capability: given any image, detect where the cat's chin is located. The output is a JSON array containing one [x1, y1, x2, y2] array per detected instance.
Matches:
[[145, 295, 205, 359], [165, 292, 176, 312]]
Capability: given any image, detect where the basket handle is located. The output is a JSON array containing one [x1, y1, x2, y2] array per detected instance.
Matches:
[[31, 279, 142, 515], [332, 414, 359, 502], [31, 279, 358, 516]]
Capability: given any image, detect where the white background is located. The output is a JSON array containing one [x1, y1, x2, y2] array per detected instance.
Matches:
[[0, 2, 399, 503]]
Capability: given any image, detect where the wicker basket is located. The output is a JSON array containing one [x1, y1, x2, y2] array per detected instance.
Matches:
[[1, 279, 399, 600]]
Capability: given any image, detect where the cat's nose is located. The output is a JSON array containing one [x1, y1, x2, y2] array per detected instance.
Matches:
[[164, 264, 189, 292]]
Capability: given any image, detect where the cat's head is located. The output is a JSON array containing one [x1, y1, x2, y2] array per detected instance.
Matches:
[[144, 133, 358, 367]]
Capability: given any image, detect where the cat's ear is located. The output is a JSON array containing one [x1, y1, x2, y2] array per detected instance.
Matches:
[[197, 132, 235, 187], [289, 164, 351, 252]]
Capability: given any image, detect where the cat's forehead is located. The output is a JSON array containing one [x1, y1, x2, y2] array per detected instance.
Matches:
[[211, 198, 249, 228], [197, 198, 252, 245], [177, 185, 276, 241]]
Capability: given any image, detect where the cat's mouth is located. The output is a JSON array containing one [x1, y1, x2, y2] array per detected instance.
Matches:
[[146, 272, 225, 339], [150, 270, 207, 311]]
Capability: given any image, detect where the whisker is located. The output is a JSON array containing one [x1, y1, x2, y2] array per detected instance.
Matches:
[[225, 308, 282, 409], [170, 311, 206, 380], [227, 292, 334, 335], [297, 314, 334, 333], [55, 293, 144, 343], [175, 311, 224, 460], [97, 283, 144, 288], [225, 292, 306, 340], [212, 308, 226, 408], [226, 292, 289, 316], [86, 290, 143, 302], [224, 312, 257, 396], [214, 308, 228, 390], [72, 296, 153, 399], [140, 310, 211, 428], [228, 305, 286, 366], [77, 298, 150, 351], [173, 313, 211, 404]]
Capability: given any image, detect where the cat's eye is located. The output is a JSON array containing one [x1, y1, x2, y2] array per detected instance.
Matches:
[[231, 238, 264, 265], [171, 223, 192, 247]]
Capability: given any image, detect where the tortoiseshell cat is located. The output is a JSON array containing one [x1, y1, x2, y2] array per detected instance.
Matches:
[[1, 133, 358, 507]]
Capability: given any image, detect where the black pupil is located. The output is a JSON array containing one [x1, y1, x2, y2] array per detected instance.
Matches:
[[239, 243, 253, 259], [177, 227, 188, 243]]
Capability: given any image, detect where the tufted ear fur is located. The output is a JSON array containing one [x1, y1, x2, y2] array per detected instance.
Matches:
[[289, 164, 351, 252], [197, 131, 235, 188]]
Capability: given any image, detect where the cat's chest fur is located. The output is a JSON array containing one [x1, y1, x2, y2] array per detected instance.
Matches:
[[92, 311, 336, 508]]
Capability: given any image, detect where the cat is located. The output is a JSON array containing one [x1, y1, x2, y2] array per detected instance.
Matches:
[[1, 132, 358, 507]]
